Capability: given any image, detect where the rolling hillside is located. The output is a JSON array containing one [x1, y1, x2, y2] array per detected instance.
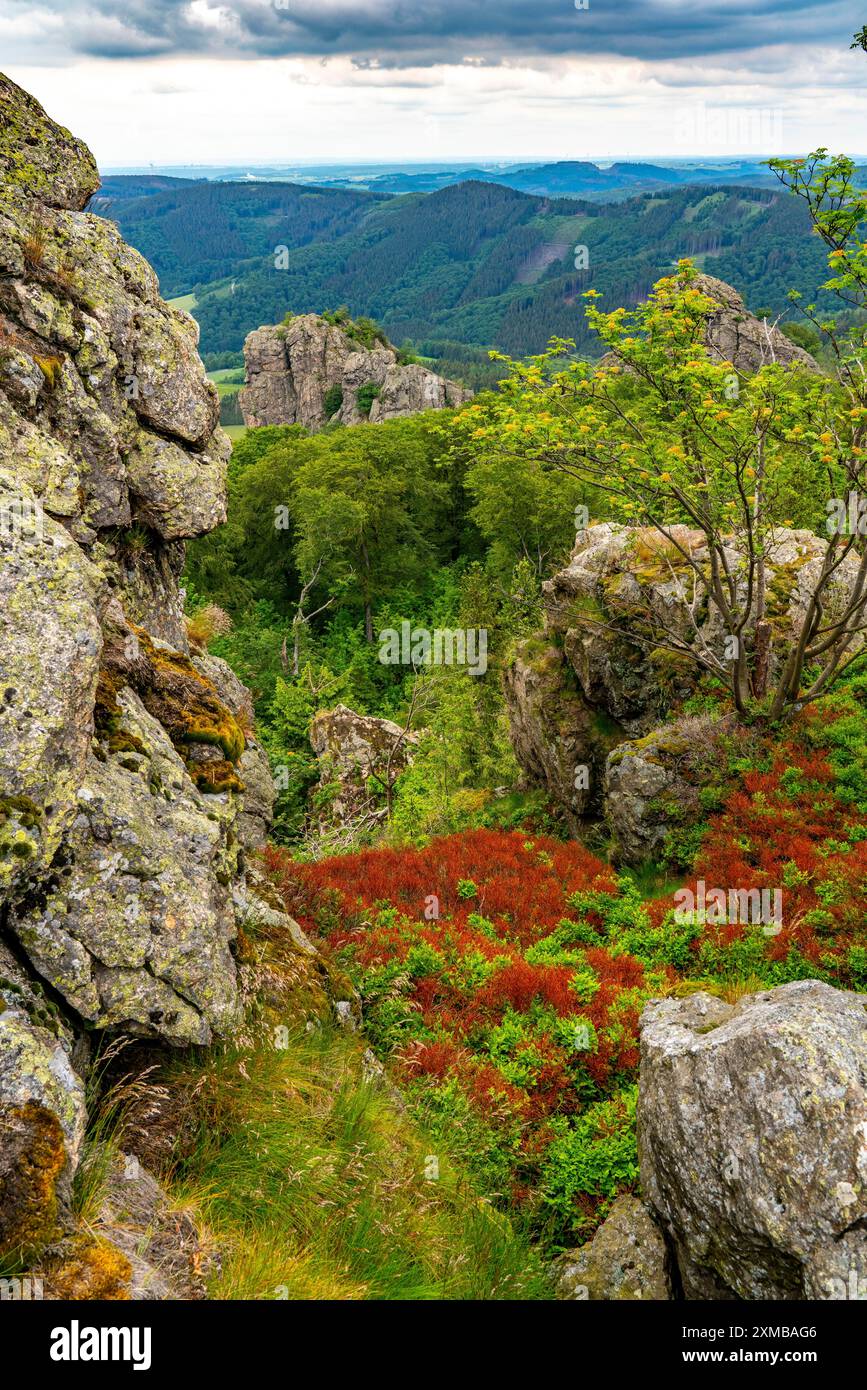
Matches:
[[99, 175, 833, 364]]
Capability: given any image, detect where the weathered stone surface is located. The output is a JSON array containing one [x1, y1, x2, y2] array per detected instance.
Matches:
[[504, 640, 620, 822], [310, 702, 419, 824], [0, 79, 222, 544], [235, 745, 276, 850], [553, 1196, 672, 1300], [369, 361, 470, 421], [638, 982, 867, 1300], [0, 470, 104, 901], [604, 714, 728, 864], [111, 536, 189, 652], [0, 74, 99, 211], [506, 521, 863, 850], [93, 1151, 215, 1300], [12, 689, 241, 1046], [240, 313, 471, 430], [693, 272, 820, 374], [0, 1003, 86, 1258], [0, 63, 269, 1052], [125, 428, 229, 539]]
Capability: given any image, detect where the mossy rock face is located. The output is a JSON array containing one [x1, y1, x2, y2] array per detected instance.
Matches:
[[14, 686, 243, 1046], [0, 1008, 86, 1264], [603, 714, 729, 865], [0, 470, 103, 906], [37, 1233, 132, 1300], [0, 75, 278, 1054], [503, 642, 622, 823], [0, 1100, 66, 1261], [95, 607, 247, 796], [0, 74, 99, 211]]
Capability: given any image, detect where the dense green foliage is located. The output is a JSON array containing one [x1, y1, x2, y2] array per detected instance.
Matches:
[[186, 412, 561, 840], [99, 179, 379, 300], [108, 178, 838, 368]]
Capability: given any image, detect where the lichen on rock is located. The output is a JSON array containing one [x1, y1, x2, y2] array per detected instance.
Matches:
[[240, 312, 472, 431], [0, 71, 265, 1053]]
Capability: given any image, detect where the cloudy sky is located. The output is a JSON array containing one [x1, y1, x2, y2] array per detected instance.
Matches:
[[2, 0, 865, 167]]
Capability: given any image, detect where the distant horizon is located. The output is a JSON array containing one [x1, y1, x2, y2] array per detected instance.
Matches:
[[101, 153, 867, 176]]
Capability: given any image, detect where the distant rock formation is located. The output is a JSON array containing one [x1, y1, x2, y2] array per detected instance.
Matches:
[[692, 272, 820, 374], [240, 313, 472, 430], [309, 703, 419, 828]]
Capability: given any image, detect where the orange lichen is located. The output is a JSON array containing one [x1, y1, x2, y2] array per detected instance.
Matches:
[[0, 1100, 66, 1262], [40, 1234, 132, 1300]]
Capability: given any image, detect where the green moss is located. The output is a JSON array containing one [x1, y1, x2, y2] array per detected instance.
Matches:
[[0, 795, 42, 829], [95, 625, 247, 794]]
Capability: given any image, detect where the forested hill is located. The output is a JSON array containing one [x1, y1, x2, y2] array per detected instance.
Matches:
[[94, 177, 383, 300], [99, 175, 832, 362]]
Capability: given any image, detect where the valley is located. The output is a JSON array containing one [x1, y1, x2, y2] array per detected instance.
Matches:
[[1, 40, 867, 1320]]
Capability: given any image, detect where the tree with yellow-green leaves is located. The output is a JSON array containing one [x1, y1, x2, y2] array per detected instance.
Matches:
[[454, 170, 867, 722]]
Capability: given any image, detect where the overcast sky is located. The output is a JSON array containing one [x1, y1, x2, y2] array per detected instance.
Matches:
[[2, 0, 865, 166]]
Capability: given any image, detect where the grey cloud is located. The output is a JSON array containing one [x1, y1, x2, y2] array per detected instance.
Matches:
[[18, 0, 867, 66]]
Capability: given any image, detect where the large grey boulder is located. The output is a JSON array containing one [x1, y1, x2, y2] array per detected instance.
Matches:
[[603, 714, 728, 864], [638, 982, 867, 1300]]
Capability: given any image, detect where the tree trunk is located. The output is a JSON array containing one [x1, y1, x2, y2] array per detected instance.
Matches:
[[753, 619, 772, 701]]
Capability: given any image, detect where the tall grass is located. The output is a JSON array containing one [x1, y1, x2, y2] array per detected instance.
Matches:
[[165, 1026, 549, 1301]]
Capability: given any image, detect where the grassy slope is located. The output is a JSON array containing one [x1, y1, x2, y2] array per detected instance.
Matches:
[[161, 1026, 549, 1300]]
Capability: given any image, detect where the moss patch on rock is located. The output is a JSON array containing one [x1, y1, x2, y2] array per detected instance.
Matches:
[[0, 1099, 66, 1263]]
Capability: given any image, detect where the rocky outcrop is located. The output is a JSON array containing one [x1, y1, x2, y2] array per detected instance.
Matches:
[[603, 714, 729, 864], [553, 1195, 672, 1300], [0, 71, 257, 1049], [692, 272, 820, 374], [310, 703, 419, 826], [504, 641, 621, 824], [92, 1151, 215, 1300], [638, 982, 867, 1300], [504, 521, 863, 859], [0, 73, 363, 1290], [240, 313, 472, 430], [0, 976, 86, 1262]]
